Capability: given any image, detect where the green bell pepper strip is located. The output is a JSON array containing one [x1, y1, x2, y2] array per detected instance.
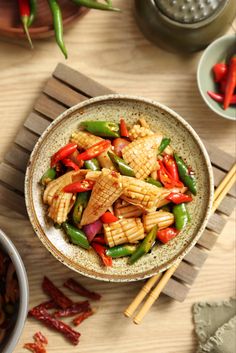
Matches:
[[84, 158, 101, 171], [71, 0, 120, 11], [62, 222, 90, 249], [40, 167, 56, 186], [159, 137, 171, 153], [145, 177, 162, 188], [72, 192, 90, 226], [80, 121, 120, 138], [129, 225, 158, 265], [174, 154, 197, 195], [173, 203, 189, 230], [108, 152, 135, 177], [106, 244, 137, 258]]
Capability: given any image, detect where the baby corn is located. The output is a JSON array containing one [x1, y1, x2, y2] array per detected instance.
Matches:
[[104, 218, 145, 247], [143, 211, 174, 232], [129, 124, 154, 141], [114, 199, 143, 218]]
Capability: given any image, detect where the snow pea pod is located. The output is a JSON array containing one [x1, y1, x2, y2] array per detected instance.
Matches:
[[174, 154, 197, 195], [84, 158, 101, 171], [159, 137, 171, 153], [108, 152, 135, 177], [106, 244, 137, 258], [62, 222, 90, 249], [173, 203, 189, 230], [40, 167, 56, 186], [80, 121, 120, 138]]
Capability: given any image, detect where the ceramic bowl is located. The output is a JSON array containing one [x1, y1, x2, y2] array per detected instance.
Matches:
[[197, 34, 236, 121], [0, 229, 29, 353], [25, 95, 214, 282]]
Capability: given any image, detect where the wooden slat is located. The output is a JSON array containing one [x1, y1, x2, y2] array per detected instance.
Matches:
[[173, 261, 199, 285], [4, 145, 29, 172], [53, 63, 114, 97], [24, 112, 50, 136], [213, 166, 236, 198], [34, 93, 66, 120], [162, 277, 189, 302], [197, 229, 218, 250], [44, 77, 87, 108], [205, 141, 235, 172], [15, 128, 38, 152], [0, 184, 26, 216], [207, 212, 227, 234], [216, 195, 235, 216], [0, 163, 24, 193], [184, 246, 208, 267]]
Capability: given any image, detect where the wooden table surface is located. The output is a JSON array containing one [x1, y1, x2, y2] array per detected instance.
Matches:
[[0, 2, 235, 352]]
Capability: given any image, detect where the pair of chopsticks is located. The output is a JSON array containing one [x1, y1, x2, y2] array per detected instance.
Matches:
[[124, 164, 236, 324]]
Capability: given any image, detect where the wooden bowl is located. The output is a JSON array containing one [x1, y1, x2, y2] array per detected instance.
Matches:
[[0, 0, 88, 39]]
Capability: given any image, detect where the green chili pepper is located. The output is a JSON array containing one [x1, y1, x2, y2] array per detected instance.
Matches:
[[145, 177, 162, 188], [84, 158, 101, 171], [174, 154, 197, 195], [173, 203, 189, 230], [48, 0, 68, 59], [40, 167, 56, 186], [106, 244, 137, 258], [54, 223, 62, 229], [28, 0, 37, 27], [108, 152, 135, 177], [72, 191, 90, 226], [71, 0, 120, 11], [159, 137, 171, 153], [80, 121, 120, 138], [62, 222, 90, 249], [129, 225, 158, 265]]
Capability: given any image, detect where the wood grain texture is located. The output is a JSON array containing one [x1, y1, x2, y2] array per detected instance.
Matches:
[[0, 1, 235, 352]]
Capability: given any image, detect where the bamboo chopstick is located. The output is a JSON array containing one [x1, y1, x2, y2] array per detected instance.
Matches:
[[124, 163, 236, 324]]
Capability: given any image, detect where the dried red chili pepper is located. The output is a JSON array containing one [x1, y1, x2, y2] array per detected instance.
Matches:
[[29, 307, 80, 345], [33, 332, 48, 345], [42, 277, 73, 309], [64, 278, 101, 301], [23, 342, 47, 353], [54, 301, 90, 318], [51, 143, 78, 167], [73, 309, 93, 326], [32, 300, 57, 311]]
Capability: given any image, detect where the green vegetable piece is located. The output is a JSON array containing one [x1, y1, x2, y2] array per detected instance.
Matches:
[[108, 152, 135, 177], [106, 244, 137, 258], [173, 203, 189, 230], [62, 222, 90, 250], [72, 192, 90, 226], [28, 0, 37, 27], [145, 177, 162, 188], [174, 154, 197, 195], [84, 158, 101, 171], [129, 225, 158, 265], [80, 121, 120, 138], [159, 137, 171, 153], [54, 223, 62, 229], [71, 0, 120, 11], [160, 205, 171, 212], [40, 168, 56, 186]]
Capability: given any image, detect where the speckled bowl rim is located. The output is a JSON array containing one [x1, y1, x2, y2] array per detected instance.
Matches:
[[25, 94, 214, 282], [197, 34, 236, 121], [0, 229, 29, 353]]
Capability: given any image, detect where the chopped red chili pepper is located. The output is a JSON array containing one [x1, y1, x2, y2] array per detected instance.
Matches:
[[42, 277, 73, 309], [51, 143, 78, 168], [158, 160, 183, 189], [33, 332, 48, 345], [93, 236, 106, 245], [163, 154, 180, 181], [77, 140, 111, 161], [23, 342, 47, 353], [62, 158, 80, 171], [64, 278, 101, 301], [63, 180, 95, 193], [224, 55, 236, 110], [166, 192, 193, 204], [157, 227, 179, 244], [29, 307, 80, 345], [120, 118, 129, 138], [100, 212, 118, 224], [32, 300, 57, 311], [92, 243, 112, 267], [54, 301, 90, 318], [73, 309, 94, 326]]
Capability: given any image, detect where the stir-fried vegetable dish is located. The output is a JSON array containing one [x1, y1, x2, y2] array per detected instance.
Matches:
[[40, 118, 197, 267], [0, 248, 19, 346]]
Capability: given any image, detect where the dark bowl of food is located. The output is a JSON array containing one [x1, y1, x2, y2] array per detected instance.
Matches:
[[0, 229, 29, 353]]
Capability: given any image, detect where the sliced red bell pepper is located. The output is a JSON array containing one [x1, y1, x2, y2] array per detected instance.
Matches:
[[212, 63, 227, 83], [166, 192, 193, 204], [120, 118, 129, 138], [224, 55, 236, 110], [158, 160, 183, 189], [163, 154, 180, 181], [63, 180, 95, 193], [157, 227, 179, 244], [62, 158, 80, 171], [100, 212, 118, 223], [77, 140, 111, 161], [51, 143, 78, 168], [91, 243, 112, 267]]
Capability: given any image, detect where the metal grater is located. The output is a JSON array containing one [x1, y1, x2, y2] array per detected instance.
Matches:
[[155, 0, 226, 24]]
